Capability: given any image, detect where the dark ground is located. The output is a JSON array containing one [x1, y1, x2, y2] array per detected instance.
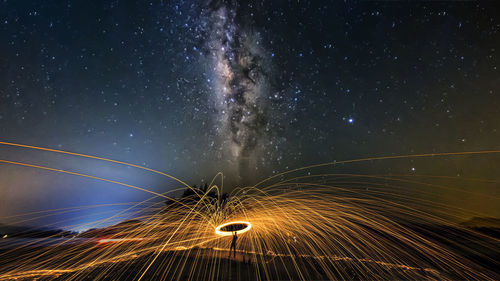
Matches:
[[0, 225, 499, 280], [1, 245, 498, 280]]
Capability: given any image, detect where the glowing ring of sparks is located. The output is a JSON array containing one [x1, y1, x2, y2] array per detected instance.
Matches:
[[215, 221, 252, 236]]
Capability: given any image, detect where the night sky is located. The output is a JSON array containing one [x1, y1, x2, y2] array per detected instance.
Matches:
[[1, 1, 500, 228]]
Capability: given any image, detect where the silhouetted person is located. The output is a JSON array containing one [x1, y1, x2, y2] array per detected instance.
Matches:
[[229, 231, 237, 258]]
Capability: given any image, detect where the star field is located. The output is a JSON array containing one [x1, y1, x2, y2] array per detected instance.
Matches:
[[1, 1, 499, 221]]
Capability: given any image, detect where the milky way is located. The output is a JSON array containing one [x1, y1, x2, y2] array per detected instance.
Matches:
[[202, 0, 270, 182], [1, 0, 500, 220]]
